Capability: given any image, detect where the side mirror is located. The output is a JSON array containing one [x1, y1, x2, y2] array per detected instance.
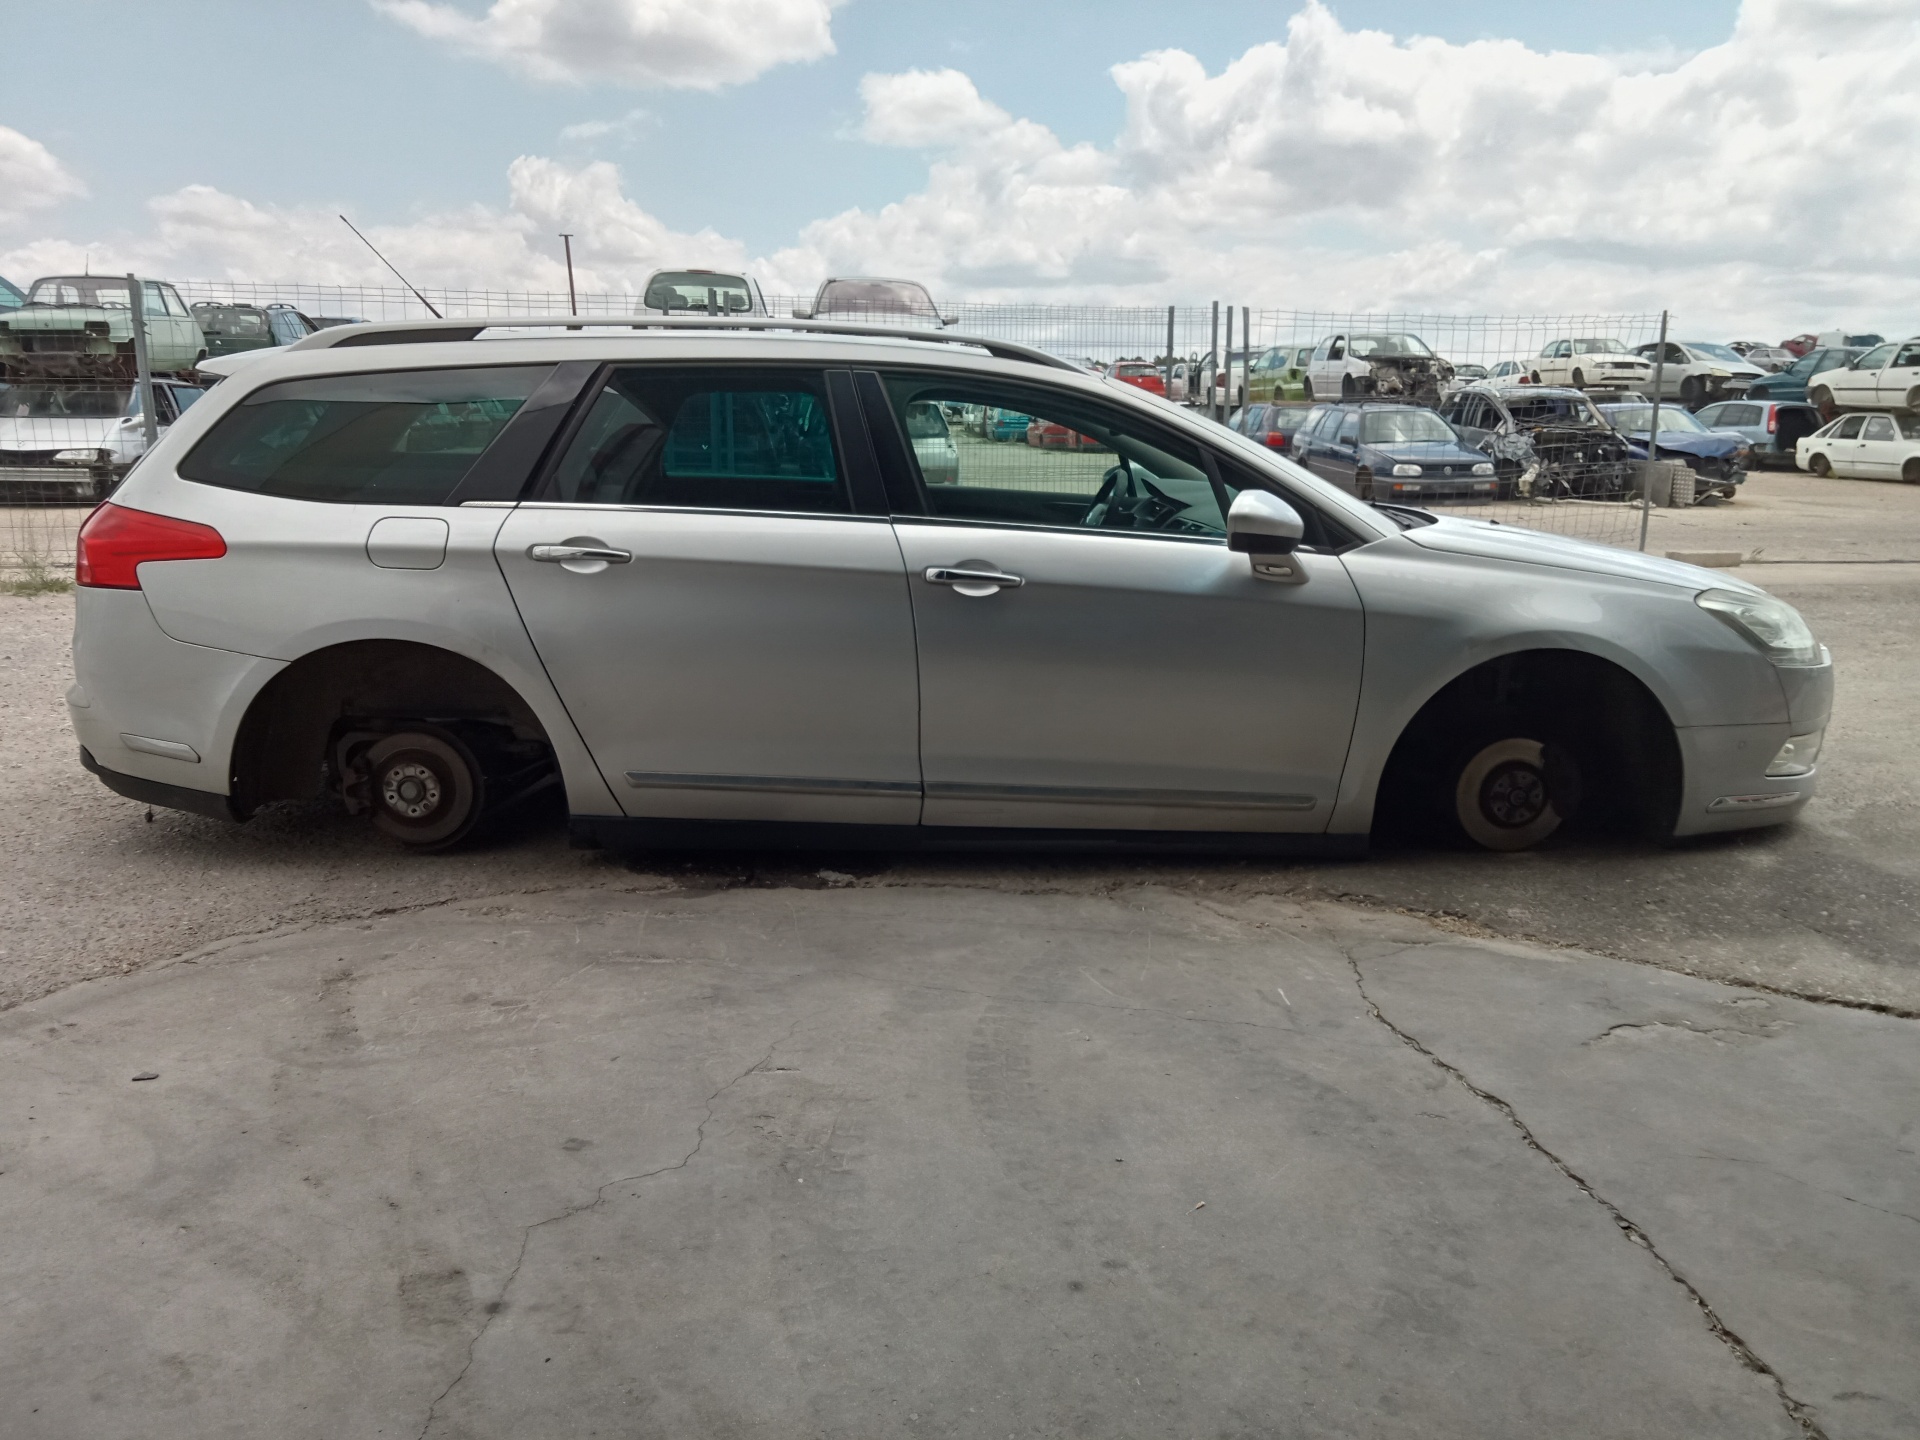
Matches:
[[1226, 490, 1308, 584], [941, 313, 959, 327]]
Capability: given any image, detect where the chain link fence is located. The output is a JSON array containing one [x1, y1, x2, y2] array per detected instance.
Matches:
[[5, 277, 1683, 578]]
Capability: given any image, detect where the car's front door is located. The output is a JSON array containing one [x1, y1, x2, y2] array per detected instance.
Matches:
[[863, 371, 1365, 833], [495, 365, 922, 824], [1834, 344, 1893, 406]]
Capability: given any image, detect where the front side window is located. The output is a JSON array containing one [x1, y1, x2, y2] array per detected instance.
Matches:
[[882, 374, 1227, 538], [1834, 416, 1865, 438], [1336, 413, 1361, 446], [545, 367, 845, 514], [178, 365, 551, 504]]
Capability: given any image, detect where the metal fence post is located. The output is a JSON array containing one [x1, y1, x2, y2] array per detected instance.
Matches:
[[1223, 305, 1234, 421], [126, 274, 159, 454], [1164, 305, 1176, 401], [1209, 301, 1220, 419], [1638, 308, 1669, 552]]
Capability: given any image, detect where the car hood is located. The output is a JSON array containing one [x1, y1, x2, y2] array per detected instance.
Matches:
[[1402, 514, 1764, 594], [0, 416, 125, 450], [1362, 441, 1485, 465], [1625, 430, 1744, 459]]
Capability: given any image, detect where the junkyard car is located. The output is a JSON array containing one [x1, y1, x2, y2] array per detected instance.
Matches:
[[639, 269, 770, 316], [1292, 402, 1498, 503], [1796, 413, 1920, 483], [1246, 345, 1313, 404], [1305, 333, 1452, 406], [0, 276, 205, 379], [1808, 337, 1920, 416], [1696, 399, 1823, 469], [1631, 341, 1766, 410], [69, 316, 1831, 861], [191, 303, 317, 357], [0, 379, 203, 499], [1486, 360, 1529, 384], [1737, 346, 1796, 373], [1231, 401, 1316, 455], [902, 399, 959, 484], [1531, 338, 1654, 393], [1110, 361, 1168, 397], [1596, 402, 1747, 502], [794, 277, 953, 327], [1438, 385, 1635, 500], [1746, 346, 1866, 406]]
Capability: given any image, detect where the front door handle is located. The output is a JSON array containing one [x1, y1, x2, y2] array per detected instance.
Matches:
[[924, 566, 1024, 596], [529, 544, 632, 564]]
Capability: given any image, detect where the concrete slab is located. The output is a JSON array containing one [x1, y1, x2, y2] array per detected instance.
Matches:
[[1357, 937, 1920, 1440], [0, 885, 1830, 1438]]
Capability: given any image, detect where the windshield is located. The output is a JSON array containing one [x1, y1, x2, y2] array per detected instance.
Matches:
[[643, 271, 752, 313], [26, 276, 132, 308], [1571, 338, 1628, 354], [193, 306, 269, 335], [0, 384, 133, 419], [1114, 363, 1158, 377], [816, 279, 938, 317], [1606, 405, 1710, 434], [1504, 395, 1604, 426], [1359, 410, 1457, 444], [1347, 333, 1433, 358], [1685, 343, 1749, 365]]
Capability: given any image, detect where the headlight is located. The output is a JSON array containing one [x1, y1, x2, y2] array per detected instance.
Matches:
[[1391, 463, 1421, 477], [53, 448, 106, 465], [1471, 462, 1495, 475], [1695, 588, 1821, 667]]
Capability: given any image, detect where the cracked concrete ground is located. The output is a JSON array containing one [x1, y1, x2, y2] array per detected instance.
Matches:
[[4, 884, 1913, 1439]]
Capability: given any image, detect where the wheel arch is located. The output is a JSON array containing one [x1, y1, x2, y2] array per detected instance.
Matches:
[[1338, 641, 1685, 840], [227, 639, 562, 819]]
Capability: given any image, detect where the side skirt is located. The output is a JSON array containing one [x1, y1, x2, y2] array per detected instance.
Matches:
[[570, 814, 1369, 858]]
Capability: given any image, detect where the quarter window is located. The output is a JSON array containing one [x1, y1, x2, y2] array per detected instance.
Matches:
[[178, 365, 551, 504], [881, 375, 1228, 537], [545, 368, 846, 513]]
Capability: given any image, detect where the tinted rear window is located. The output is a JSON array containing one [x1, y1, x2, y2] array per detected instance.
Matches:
[[178, 366, 551, 504]]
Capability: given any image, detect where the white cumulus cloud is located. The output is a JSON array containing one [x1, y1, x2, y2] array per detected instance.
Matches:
[[0, 126, 87, 228], [372, 0, 841, 89]]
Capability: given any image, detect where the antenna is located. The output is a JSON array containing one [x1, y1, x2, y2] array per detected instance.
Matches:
[[339, 214, 443, 319]]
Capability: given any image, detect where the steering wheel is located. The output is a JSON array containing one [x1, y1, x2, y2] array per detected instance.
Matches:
[[1080, 465, 1128, 527]]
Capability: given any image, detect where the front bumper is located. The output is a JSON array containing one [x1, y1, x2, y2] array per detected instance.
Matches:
[[1671, 658, 1833, 837]]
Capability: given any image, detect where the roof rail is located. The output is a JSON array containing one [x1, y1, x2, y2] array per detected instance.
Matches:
[[281, 313, 1082, 373]]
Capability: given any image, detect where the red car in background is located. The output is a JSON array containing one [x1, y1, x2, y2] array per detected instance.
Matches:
[[1026, 418, 1104, 450], [1110, 361, 1167, 396]]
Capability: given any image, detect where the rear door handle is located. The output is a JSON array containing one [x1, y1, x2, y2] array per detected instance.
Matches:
[[529, 544, 632, 564], [924, 566, 1024, 593]]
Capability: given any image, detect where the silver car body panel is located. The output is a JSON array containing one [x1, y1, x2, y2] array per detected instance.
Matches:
[[893, 522, 1363, 831], [71, 327, 1831, 844]]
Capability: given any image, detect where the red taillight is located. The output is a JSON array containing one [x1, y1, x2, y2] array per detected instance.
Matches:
[[1263, 432, 1288, 449], [1767, 407, 1778, 433], [75, 503, 226, 590]]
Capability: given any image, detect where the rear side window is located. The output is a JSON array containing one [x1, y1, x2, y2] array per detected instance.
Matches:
[[179, 366, 551, 504], [544, 367, 846, 513]]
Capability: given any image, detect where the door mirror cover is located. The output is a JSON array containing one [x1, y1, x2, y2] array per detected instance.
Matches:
[[1227, 489, 1305, 554]]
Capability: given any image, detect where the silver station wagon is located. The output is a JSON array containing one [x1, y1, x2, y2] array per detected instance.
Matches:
[[70, 318, 1832, 854]]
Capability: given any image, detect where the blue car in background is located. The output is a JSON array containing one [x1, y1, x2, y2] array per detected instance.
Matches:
[[980, 406, 1032, 441], [1596, 401, 1747, 502], [1746, 346, 1864, 405], [1293, 401, 1499, 503]]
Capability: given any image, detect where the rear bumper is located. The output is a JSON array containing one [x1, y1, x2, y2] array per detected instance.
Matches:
[[80, 745, 237, 821]]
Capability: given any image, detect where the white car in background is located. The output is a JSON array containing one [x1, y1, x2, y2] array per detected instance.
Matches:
[[1631, 341, 1767, 410], [1808, 337, 1920, 416], [0, 378, 204, 499], [1796, 412, 1920, 483], [1531, 338, 1654, 392]]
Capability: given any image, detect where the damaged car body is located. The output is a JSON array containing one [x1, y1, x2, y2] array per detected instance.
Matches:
[[1305, 333, 1454, 407], [1438, 385, 1636, 499]]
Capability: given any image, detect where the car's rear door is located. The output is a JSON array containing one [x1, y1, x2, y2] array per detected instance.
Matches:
[[860, 370, 1364, 834], [493, 364, 921, 825], [1855, 414, 1900, 478]]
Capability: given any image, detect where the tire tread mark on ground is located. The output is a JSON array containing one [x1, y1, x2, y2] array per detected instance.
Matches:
[[413, 1018, 802, 1440], [1342, 949, 1832, 1440]]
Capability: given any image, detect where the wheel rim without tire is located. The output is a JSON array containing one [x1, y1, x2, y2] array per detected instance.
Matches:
[[1455, 738, 1563, 851], [365, 731, 480, 848]]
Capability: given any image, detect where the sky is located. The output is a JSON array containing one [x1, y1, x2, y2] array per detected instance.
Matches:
[[1, 0, 1912, 336]]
